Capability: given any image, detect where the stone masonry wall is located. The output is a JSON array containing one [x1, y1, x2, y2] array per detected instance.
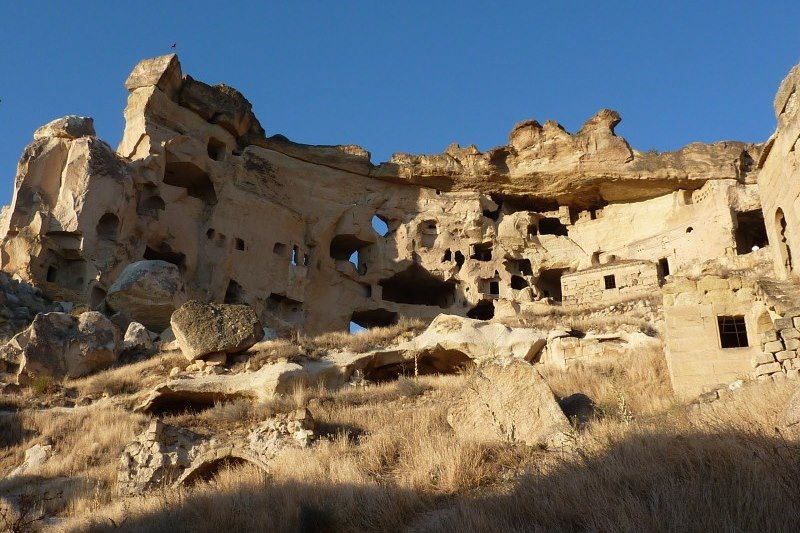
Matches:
[[561, 260, 660, 307], [752, 313, 800, 381]]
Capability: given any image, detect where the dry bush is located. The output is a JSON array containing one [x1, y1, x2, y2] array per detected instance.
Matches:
[[540, 344, 675, 418]]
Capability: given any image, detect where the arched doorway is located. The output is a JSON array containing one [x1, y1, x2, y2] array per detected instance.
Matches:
[[775, 208, 793, 275]]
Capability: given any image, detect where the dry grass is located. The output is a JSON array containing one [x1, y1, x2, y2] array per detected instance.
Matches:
[[68, 353, 186, 398], [246, 317, 426, 369], [50, 345, 800, 532]]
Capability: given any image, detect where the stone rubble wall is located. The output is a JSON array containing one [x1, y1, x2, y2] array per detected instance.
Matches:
[[561, 260, 660, 307], [752, 313, 800, 381]]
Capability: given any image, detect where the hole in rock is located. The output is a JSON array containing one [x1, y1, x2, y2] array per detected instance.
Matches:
[[330, 235, 371, 260], [467, 300, 495, 320], [470, 243, 492, 262], [511, 275, 529, 290], [537, 217, 568, 236], [137, 195, 165, 216], [235, 238, 245, 251], [363, 350, 473, 382], [734, 209, 768, 255], [419, 220, 438, 248], [604, 274, 616, 290], [350, 308, 398, 329], [224, 279, 245, 304], [443, 249, 452, 262], [488, 280, 500, 296], [372, 215, 390, 237], [454, 251, 465, 270], [144, 245, 186, 269], [164, 159, 218, 205], [291, 246, 299, 266], [96, 213, 119, 241], [273, 242, 286, 256], [658, 257, 670, 280], [207, 137, 227, 161], [379, 264, 456, 308], [206, 228, 215, 239], [537, 268, 567, 301], [143, 392, 235, 416]]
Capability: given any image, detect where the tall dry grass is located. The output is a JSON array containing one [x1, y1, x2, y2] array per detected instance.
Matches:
[[51, 344, 800, 532]]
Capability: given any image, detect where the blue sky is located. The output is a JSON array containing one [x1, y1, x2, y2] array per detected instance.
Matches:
[[1, 1, 800, 208]]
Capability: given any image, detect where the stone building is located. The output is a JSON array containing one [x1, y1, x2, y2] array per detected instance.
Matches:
[[561, 259, 660, 307]]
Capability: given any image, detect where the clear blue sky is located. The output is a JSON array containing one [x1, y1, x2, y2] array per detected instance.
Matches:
[[2, 1, 800, 207]]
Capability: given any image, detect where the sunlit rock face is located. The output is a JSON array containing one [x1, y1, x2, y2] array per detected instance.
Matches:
[[0, 54, 765, 335]]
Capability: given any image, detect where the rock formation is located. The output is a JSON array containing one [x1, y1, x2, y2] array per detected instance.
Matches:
[[0, 54, 766, 338]]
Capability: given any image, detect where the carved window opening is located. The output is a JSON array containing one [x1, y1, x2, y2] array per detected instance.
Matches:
[[734, 209, 769, 255], [235, 238, 245, 251], [511, 275, 529, 290], [470, 243, 492, 262], [604, 274, 616, 290], [718, 315, 748, 348], [537, 268, 567, 302]]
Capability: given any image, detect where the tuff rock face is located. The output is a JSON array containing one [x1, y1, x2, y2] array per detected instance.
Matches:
[[0, 53, 767, 337]]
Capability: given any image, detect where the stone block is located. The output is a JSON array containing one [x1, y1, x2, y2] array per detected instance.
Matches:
[[787, 369, 800, 380], [776, 350, 796, 362], [764, 340, 784, 353], [773, 371, 787, 382], [793, 316, 800, 330], [697, 276, 729, 292], [781, 328, 800, 340], [774, 317, 793, 330], [662, 278, 696, 295], [752, 352, 775, 366], [663, 294, 675, 307], [755, 362, 782, 376], [784, 338, 800, 350], [761, 330, 779, 343]]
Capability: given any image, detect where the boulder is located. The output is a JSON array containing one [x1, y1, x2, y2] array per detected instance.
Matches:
[[446, 360, 572, 449], [134, 361, 306, 414], [106, 260, 185, 331], [0, 311, 119, 381], [122, 321, 156, 354], [33, 115, 95, 140], [170, 300, 263, 361], [8, 443, 53, 477]]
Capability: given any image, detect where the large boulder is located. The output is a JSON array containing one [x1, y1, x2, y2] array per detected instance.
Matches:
[[0, 311, 120, 381], [447, 360, 572, 449], [106, 260, 186, 331], [170, 300, 263, 361]]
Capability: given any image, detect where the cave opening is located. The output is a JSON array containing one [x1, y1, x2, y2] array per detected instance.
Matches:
[[379, 264, 456, 308], [470, 242, 493, 262], [511, 275, 529, 290], [362, 350, 473, 382], [144, 245, 186, 269], [466, 299, 495, 320], [164, 159, 218, 205], [350, 308, 398, 329], [96, 213, 119, 241], [537, 268, 568, 301], [538, 217, 569, 236]]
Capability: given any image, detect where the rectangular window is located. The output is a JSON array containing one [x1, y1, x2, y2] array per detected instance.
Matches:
[[658, 257, 670, 278], [489, 280, 500, 296], [604, 274, 616, 289], [718, 316, 748, 348]]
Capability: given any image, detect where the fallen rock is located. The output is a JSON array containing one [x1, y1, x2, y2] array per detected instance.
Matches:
[[170, 300, 263, 361], [121, 321, 156, 355], [106, 260, 186, 331], [134, 361, 307, 414], [0, 311, 119, 381], [447, 360, 572, 449], [7, 443, 53, 477]]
